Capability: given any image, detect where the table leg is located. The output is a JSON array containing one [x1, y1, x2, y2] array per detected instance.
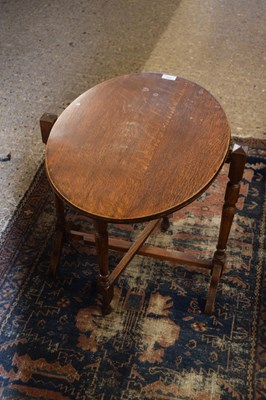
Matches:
[[205, 144, 248, 314], [161, 214, 173, 232], [94, 220, 114, 315], [50, 193, 65, 276]]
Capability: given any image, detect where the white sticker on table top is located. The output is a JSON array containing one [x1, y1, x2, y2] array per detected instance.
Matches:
[[162, 74, 177, 81]]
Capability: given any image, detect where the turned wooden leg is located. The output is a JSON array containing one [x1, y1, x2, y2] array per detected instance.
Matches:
[[49, 193, 65, 276], [94, 220, 114, 315], [205, 264, 222, 314], [205, 144, 248, 314]]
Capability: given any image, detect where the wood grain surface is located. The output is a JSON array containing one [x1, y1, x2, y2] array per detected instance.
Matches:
[[45, 72, 230, 222]]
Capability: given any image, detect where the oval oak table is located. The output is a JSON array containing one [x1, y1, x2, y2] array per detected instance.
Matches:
[[40, 72, 247, 315]]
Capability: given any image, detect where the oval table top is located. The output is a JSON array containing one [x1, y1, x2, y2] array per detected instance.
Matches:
[[46, 72, 231, 223]]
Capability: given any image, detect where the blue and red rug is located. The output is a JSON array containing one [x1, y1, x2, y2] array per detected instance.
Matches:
[[0, 141, 265, 399]]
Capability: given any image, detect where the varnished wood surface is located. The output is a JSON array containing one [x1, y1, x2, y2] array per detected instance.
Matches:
[[46, 73, 230, 222], [67, 228, 212, 270]]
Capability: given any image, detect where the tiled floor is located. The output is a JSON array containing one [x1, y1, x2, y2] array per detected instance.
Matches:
[[0, 0, 265, 235]]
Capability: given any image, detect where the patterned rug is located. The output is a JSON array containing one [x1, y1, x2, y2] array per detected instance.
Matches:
[[0, 141, 265, 400]]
